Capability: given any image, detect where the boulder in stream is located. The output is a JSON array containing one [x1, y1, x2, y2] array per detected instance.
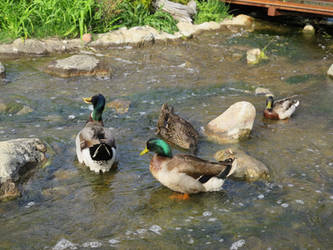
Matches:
[[44, 54, 110, 78], [214, 148, 269, 181], [205, 101, 256, 144], [0, 138, 47, 200], [247, 48, 267, 65]]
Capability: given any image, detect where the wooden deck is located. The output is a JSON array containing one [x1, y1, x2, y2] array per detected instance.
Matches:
[[221, 0, 333, 16]]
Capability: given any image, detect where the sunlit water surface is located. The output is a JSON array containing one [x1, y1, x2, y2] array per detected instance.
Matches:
[[0, 21, 333, 249]]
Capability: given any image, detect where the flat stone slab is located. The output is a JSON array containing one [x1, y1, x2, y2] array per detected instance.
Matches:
[[44, 54, 110, 78]]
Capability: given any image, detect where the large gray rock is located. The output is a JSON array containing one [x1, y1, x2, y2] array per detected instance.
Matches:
[[328, 64, 333, 79], [44, 55, 110, 78], [205, 101, 256, 144], [215, 148, 269, 181], [0, 62, 5, 79], [0, 138, 47, 200], [12, 38, 48, 55]]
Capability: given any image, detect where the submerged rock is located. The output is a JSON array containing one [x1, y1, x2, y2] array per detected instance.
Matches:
[[107, 99, 131, 114], [328, 64, 333, 78], [303, 24, 315, 34], [0, 99, 6, 113], [156, 103, 199, 151], [44, 55, 110, 78], [205, 101, 256, 144], [0, 138, 47, 200], [16, 105, 34, 115], [214, 148, 269, 181], [247, 48, 265, 65], [255, 87, 273, 96], [0, 62, 5, 79]]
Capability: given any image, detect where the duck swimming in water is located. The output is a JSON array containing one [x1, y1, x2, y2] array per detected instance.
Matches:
[[140, 138, 235, 198], [75, 94, 117, 173], [264, 95, 299, 120]]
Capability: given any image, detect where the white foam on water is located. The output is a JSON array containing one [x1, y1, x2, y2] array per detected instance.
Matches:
[[52, 238, 78, 250], [149, 225, 162, 235], [295, 200, 304, 204], [24, 201, 35, 208], [109, 239, 120, 245], [258, 194, 264, 199], [82, 241, 102, 248], [281, 203, 289, 208], [203, 211, 212, 217], [230, 239, 245, 250], [137, 228, 147, 235]]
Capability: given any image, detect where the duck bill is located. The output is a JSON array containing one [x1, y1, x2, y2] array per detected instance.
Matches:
[[83, 97, 92, 104], [140, 147, 149, 156]]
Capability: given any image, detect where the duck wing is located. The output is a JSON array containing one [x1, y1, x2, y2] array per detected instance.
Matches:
[[168, 154, 233, 181], [79, 122, 115, 149], [274, 96, 300, 119], [78, 122, 116, 161]]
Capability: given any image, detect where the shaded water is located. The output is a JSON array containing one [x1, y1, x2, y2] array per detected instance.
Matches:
[[0, 21, 333, 249]]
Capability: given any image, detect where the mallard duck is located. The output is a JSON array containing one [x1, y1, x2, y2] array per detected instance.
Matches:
[[75, 94, 117, 173], [140, 138, 235, 197], [264, 95, 300, 120], [156, 103, 199, 152]]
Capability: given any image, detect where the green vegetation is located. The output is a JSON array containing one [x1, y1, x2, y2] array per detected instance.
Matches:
[[0, 0, 230, 42], [194, 0, 231, 24]]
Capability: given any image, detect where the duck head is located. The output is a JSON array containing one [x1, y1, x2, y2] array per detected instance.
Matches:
[[140, 138, 173, 158], [265, 95, 274, 112], [83, 94, 106, 122]]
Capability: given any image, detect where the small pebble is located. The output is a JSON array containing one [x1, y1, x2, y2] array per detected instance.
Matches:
[[295, 200, 304, 204], [258, 194, 264, 199]]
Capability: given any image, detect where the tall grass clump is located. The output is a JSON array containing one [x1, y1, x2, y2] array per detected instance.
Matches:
[[194, 0, 231, 24], [0, 0, 96, 40], [95, 1, 178, 34]]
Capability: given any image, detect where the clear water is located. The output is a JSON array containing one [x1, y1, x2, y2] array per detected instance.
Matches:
[[0, 21, 332, 249]]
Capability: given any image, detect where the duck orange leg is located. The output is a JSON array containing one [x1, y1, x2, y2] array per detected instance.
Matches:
[[169, 193, 190, 200]]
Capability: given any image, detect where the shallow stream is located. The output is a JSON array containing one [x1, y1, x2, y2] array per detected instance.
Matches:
[[0, 20, 333, 249]]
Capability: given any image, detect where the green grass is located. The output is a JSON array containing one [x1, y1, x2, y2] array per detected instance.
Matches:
[[0, 0, 230, 42], [194, 0, 231, 24]]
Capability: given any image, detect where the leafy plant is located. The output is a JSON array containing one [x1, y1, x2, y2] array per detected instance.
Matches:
[[194, 0, 231, 24], [144, 9, 179, 34]]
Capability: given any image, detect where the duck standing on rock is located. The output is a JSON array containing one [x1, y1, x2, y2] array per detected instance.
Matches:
[[264, 95, 300, 120], [140, 138, 235, 199], [76, 94, 118, 173], [156, 103, 199, 153]]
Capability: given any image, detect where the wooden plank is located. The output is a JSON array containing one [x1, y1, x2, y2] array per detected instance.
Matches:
[[222, 0, 333, 16]]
